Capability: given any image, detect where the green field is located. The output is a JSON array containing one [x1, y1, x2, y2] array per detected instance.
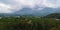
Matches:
[[0, 16, 60, 30]]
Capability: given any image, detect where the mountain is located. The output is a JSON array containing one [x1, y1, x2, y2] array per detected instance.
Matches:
[[54, 8, 60, 13], [39, 7, 57, 15], [0, 7, 60, 16], [14, 7, 33, 15], [14, 7, 44, 16], [14, 7, 60, 16]]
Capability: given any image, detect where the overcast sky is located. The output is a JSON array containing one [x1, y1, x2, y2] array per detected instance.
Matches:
[[0, 0, 60, 13]]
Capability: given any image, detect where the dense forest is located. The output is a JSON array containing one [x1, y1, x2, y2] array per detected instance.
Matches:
[[0, 13, 60, 30]]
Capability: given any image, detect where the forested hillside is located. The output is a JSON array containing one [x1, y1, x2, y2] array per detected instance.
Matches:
[[44, 13, 60, 18]]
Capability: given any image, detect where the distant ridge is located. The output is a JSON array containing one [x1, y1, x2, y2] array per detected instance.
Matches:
[[0, 7, 60, 17]]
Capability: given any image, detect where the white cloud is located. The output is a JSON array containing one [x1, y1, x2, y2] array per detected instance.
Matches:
[[0, 0, 60, 13], [13, 0, 60, 9], [0, 3, 12, 13], [0, 2, 23, 13], [43, 0, 60, 8]]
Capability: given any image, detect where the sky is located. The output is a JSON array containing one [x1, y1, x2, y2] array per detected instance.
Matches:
[[0, 0, 60, 13]]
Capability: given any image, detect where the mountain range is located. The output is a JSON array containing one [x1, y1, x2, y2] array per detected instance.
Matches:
[[0, 7, 60, 16], [14, 7, 60, 16]]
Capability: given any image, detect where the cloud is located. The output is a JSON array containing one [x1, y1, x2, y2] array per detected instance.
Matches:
[[43, 0, 60, 8], [0, 0, 60, 13], [15, 0, 60, 8], [0, 3, 12, 13]]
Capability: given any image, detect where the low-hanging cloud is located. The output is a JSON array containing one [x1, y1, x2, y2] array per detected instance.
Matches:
[[0, 0, 60, 13]]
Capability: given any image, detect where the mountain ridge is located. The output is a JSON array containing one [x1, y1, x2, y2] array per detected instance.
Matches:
[[0, 7, 60, 16]]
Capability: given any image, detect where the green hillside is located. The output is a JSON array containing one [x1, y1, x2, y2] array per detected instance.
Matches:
[[44, 13, 60, 18]]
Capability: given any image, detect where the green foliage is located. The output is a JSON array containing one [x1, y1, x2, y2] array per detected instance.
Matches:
[[0, 16, 59, 30], [45, 13, 60, 19]]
